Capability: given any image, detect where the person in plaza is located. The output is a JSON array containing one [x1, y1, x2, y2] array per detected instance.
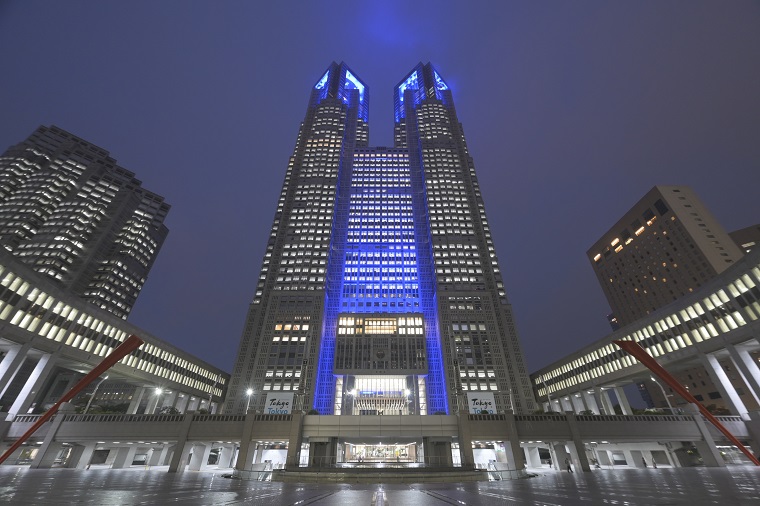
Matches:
[[565, 457, 573, 473]]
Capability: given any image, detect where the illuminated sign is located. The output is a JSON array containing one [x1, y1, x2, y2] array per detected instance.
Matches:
[[265, 392, 294, 414], [466, 392, 496, 414]]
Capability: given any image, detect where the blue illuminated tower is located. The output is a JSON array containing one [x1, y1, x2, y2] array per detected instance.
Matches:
[[225, 63, 537, 418]]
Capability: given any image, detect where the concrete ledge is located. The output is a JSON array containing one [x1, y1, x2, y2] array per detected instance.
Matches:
[[267, 468, 494, 483]]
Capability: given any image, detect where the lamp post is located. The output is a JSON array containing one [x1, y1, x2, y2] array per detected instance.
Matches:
[[650, 376, 675, 413], [83, 375, 109, 414], [246, 388, 254, 412]]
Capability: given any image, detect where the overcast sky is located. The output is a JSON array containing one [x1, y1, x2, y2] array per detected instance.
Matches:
[[1, 1, 759, 376]]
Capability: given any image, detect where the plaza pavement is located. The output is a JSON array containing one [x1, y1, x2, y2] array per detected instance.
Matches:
[[0, 465, 758, 505]]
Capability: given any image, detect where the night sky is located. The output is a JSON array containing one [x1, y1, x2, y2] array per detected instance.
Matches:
[[1, 2, 759, 378]]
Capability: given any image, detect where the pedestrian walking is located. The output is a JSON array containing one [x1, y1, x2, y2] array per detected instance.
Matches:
[[642, 457, 648, 468], [565, 457, 573, 473]]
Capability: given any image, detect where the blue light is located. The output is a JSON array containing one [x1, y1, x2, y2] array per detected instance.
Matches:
[[344, 70, 365, 103], [433, 70, 448, 90], [315, 70, 329, 90], [397, 71, 418, 108]]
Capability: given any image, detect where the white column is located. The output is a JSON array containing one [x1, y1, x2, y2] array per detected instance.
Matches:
[[596, 388, 615, 415], [560, 397, 573, 412], [0, 342, 32, 400], [218, 445, 235, 468], [127, 387, 146, 415], [188, 444, 212, 471], [8, 353, 57, 415], [148, 446, 169, 466], [145, 390, 161, 414], [174, 393, 190, 413], [613, 387, 632, 415], [570, 394, 584, 413], [524, 446, 542, 468], [700, 353, 748, 416], [582, 391, 601, 414], [111, 446, 138, 469], [187, 396, 201, 412], [74, 442, 98, 469], [161, 391, 178, 412], [725, 344, 760, 405]]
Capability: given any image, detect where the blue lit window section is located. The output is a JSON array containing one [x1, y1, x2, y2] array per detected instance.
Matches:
[[315, 71, 329, 90], [340, 151, 419, 309], [395, 71, 419, 122], [433, 70, 448, 91]]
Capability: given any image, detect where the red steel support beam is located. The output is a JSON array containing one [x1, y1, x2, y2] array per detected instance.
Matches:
[[613, 339, 759, 466], [0, 334, 144, 465]]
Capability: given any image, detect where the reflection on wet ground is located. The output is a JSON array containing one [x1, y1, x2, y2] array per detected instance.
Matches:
[[0, 465, 758, 505]]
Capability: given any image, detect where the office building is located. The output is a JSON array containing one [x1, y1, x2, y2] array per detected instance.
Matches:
[[588, 185, 744, 327], [225, 62, 536, 422], [587, 185, 757, 412], [731, 224, 760, 254], [0, 125, 169, 319]]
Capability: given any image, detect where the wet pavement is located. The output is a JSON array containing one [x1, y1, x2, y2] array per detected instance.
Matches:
[[0, 465, 758, 505]]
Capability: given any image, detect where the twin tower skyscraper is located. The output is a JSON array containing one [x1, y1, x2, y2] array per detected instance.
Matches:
[[226, 63, 536, 416]]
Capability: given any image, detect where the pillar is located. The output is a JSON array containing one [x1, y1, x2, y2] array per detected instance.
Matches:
[[7, 353, 57, 415], [456, 413, 475, 469], [174, 393, 190, 413], [148, 446, 169, 466], [161, 391, 178, 412], [234, 412, 257, 471], [565, 412, 591, 472], [684, 403, 725, 467], [218, 445, 235, 468], [188, 444, 212, 471], [285, 411, 304, 470], [503, 411, 525, 470], [187, 397, 200, 413], [525, 446, 542, 468], [612, 387, 632, 415], [74, 442, 98, 469], [0, 342, 32, 400], [553, 443, 570, 471], [145, 391, 161, 414], [701, 353, 748, 416], [111, 446, 138, 469], [570, 394, 584, 414], [560, 397, 573, 412], [725, 344, 760, 405], [597, 388, 616, 415], [64, 443, 87, 468], [167, 413, 195, 473], [582, 391, 601, 414], [29, 402, 74, 469], [127, 387, 146, 415]]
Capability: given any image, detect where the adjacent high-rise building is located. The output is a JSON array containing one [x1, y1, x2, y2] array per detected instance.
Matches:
[[0, 125, 170, 318], [588, 185, 744, 327], [588, 185, 757, 412], [225, 62, 536, 417]]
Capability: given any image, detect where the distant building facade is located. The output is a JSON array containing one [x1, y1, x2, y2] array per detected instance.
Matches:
[[587, 185, 757, 412], [588, 185, 743, 327], [0, 125, 169, 318], [730, 224, 760, 254]]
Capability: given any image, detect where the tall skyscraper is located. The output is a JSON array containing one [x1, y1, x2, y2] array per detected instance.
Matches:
[[0, 125, 170, 318], [225, 62, 536, 416], [588, 185, 744, 327]]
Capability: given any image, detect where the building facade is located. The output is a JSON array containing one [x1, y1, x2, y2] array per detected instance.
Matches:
[[225, 62, 536, 422], [586, 185, 757, 412], [0, 126, 169, 319]]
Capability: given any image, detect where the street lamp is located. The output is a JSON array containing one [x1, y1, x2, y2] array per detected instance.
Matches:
[[246, 388, 254, 412], [650, 377, 675, 413], [83, 375, 109, 414]]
